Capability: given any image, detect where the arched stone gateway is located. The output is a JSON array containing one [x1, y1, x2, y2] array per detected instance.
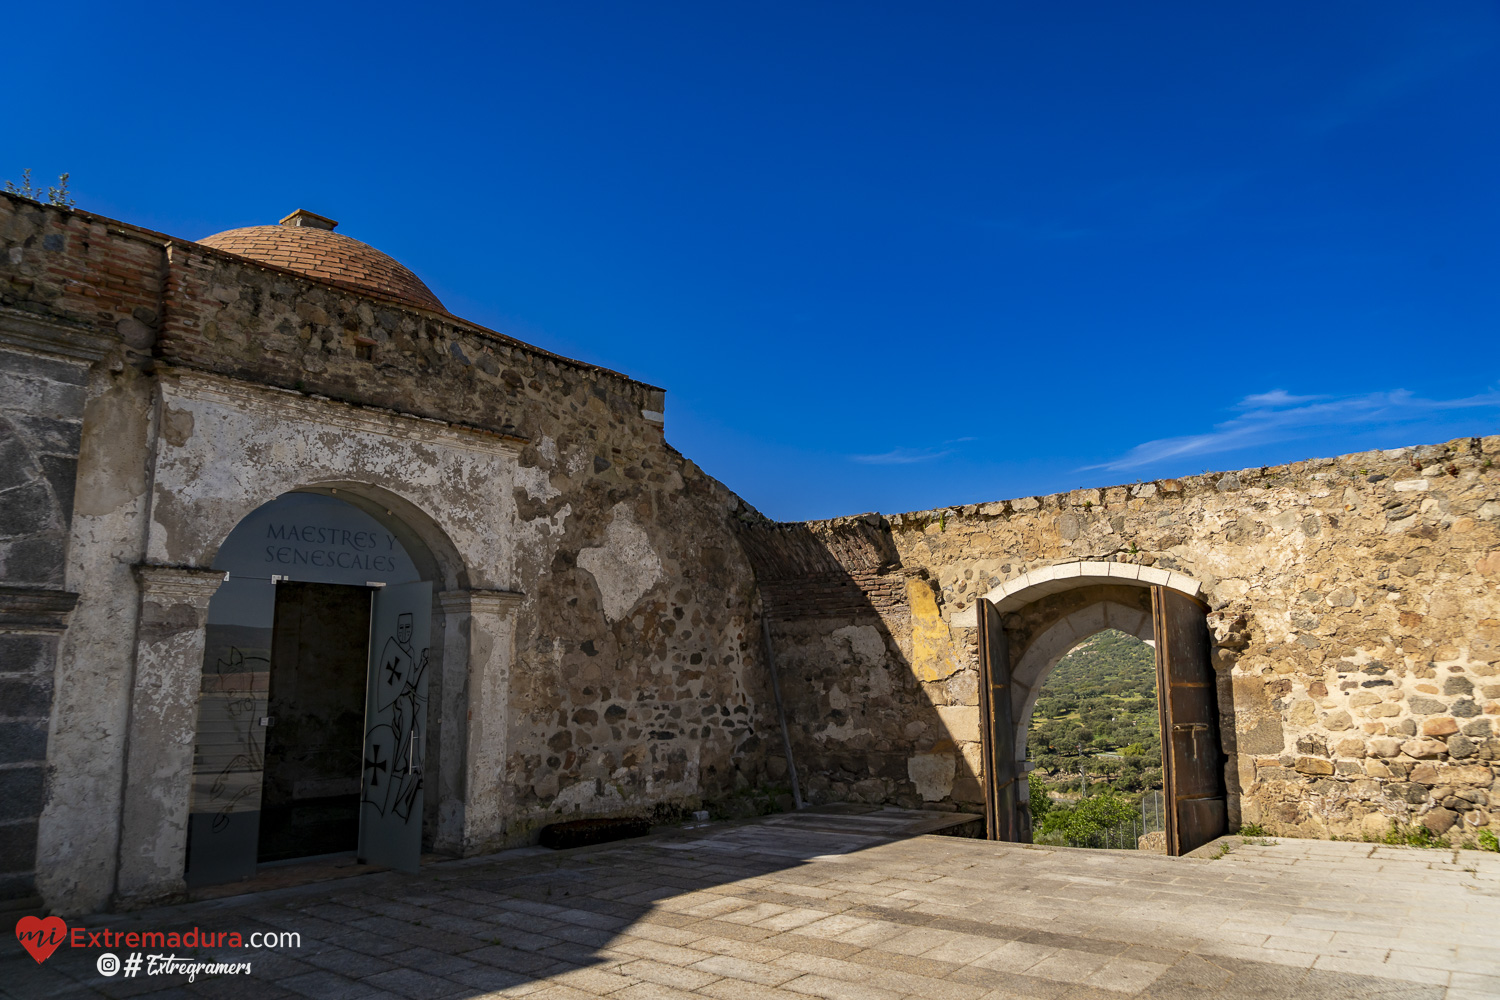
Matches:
[[737, 442, 1498, 852], [90, 372, 527, 909], [180, 491, 453, 887], [968, 564, 1227, 854]]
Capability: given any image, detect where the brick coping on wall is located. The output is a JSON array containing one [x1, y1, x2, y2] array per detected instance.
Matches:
[[0, 192, 664, 393]]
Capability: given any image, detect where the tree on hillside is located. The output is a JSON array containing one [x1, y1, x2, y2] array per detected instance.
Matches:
[[1037, 788, 1136, 841]]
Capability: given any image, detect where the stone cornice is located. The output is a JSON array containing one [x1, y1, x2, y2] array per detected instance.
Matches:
[[156, 366, 527, 455], [438, 589, 526, 615], [133, 564, 226, 606], [0, 306, 117, 363], [0, 585, 80, 631]]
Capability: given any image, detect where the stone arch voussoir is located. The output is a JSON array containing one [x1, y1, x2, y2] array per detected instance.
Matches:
[[984, 560, 1203, 612]]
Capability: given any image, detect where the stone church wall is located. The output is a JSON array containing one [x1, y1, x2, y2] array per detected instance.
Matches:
[[2, 194, 780, 912], [749, 437, 1500, 843], [6, 189, 1499, 912]]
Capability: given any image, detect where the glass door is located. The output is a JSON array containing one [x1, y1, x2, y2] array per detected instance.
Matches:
[[358, 581, 432, 872]]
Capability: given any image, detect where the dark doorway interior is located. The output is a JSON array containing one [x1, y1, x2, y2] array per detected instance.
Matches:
[[258, 582, 371, 863]]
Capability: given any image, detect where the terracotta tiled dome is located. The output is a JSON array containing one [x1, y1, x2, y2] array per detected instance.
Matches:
[[199, 210, 444, 313]]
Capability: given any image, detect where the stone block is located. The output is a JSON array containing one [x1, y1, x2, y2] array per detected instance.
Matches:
[[0, 767, 43, 822], [0, 676, 52, 718], [1447, 735, 1478, 759], [935, 706, 979, 742], [0, 635, 51, 674], [0, 819, 38, 871], [1390, 782, 1427, 804], [1435, 764, 1494, 787], [0, 370, 84, 422], [0, 481, 54, 536], [0, 439, 29, 494], [12, 415, 81, 454], [37, 455, 76, 523], [1295, 756, 1334, 775], [1422, 807, 1457, 835], [0, 536, 66, 587], [0, 721, 47, 763], [1422, 717, 1459, 737], [0, 872, 35, 902], [1401, 738, 1446, 759], [1444, 675, 1474, 697], [0, 351, 88, 388]]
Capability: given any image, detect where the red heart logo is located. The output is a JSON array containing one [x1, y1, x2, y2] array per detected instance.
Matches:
[[15, 915, 68, 964]]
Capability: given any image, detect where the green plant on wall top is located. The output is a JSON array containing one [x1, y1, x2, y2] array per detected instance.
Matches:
[[4, 169, 74, 208]]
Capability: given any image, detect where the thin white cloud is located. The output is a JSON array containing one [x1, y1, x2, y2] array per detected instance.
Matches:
[[1085, 388, 1500, 473], [850, 447, 953, 465], [1236, 389, 1328, 409]]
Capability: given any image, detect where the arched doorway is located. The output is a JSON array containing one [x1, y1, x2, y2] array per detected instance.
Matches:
[[184, 490, 442, 886], [974, 563, 1228, 855]]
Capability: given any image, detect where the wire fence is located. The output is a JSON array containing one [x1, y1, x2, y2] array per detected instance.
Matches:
[[1047, 790, 1167, 851], [1065, 819, 1142, 850]]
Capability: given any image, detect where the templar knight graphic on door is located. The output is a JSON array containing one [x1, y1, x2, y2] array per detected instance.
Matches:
[[358, 580, 432, 871]]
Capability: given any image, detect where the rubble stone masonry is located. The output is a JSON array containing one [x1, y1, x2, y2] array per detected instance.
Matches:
[[744, 438, 1500, 843], [3, 191, 1498, 912], [1, 194, 778, 912]]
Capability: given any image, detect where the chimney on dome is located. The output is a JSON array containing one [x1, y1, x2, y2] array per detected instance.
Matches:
[[278, 209, 338, 231]]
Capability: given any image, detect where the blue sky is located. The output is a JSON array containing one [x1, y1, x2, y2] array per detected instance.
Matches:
[[6, 3, 1498, 520]]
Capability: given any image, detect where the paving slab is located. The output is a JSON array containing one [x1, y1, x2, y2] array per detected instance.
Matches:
[[4, 808, 1498, 999]]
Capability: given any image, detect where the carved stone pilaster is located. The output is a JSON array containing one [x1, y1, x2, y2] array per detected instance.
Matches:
[[434, 588, 523, 856], [114, 565, 224, 907]]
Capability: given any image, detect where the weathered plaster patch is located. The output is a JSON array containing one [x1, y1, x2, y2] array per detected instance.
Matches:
[[577, 502, 664, 622], [831, 624, 885, 666], [907, 753, 956, 801]]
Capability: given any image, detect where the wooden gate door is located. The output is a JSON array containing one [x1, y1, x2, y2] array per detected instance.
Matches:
[[1152, 586, 1228, 855], [976, 598, 1023, 841]]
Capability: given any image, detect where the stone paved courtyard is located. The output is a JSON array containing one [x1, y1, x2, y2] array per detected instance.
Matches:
[[5, 807, 1498, 1000]]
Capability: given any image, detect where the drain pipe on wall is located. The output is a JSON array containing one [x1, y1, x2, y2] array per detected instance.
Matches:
[[760, 612, 805, 809]]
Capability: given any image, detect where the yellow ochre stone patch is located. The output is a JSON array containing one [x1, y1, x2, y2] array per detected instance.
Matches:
[[906, 576, 959, 682]]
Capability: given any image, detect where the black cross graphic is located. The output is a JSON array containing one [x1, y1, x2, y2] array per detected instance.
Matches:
[[384, 656, 402, 687], [364, 745, 388, 787]]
